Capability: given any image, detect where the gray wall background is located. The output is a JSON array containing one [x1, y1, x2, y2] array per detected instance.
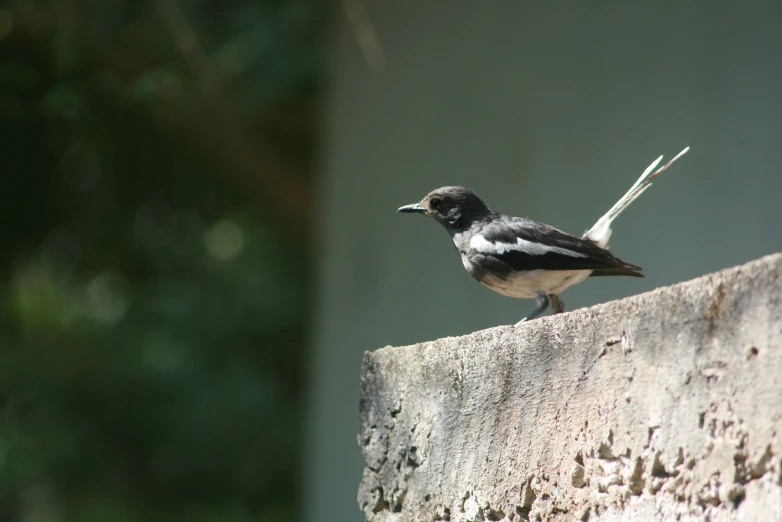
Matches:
[[306, 2, 782, 521]]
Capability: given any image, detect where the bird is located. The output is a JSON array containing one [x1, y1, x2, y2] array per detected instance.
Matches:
[[397, 147, 690, 324]]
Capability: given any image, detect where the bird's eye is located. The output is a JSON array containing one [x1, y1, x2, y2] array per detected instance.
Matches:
[[430, 198, 441, 210]]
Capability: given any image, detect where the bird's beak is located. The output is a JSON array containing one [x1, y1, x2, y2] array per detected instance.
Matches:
[[397, 203, 426, 213]]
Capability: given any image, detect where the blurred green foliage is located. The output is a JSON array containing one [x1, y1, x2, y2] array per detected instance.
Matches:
[[0, 1, 325, 520]]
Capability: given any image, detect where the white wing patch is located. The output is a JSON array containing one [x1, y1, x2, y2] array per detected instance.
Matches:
[[469, 234, 587, 258]]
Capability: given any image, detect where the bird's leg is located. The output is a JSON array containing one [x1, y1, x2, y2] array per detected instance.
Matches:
[[549, 294, 565, 314], [516, 292, 550, 325]]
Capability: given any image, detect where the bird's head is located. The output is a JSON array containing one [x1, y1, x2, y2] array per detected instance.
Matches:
[[397, 186, 490, 229]]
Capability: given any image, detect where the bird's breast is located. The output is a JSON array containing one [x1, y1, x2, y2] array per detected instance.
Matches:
[[459, 250, 474, 274], [458, 248, 591, 298], [486, 269, 592, 298]]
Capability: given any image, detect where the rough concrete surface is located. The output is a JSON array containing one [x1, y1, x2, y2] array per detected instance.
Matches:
[[357, 253, 782, 522]]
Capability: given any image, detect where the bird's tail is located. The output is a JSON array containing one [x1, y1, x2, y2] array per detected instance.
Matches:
[[584, 146, 690, 248]]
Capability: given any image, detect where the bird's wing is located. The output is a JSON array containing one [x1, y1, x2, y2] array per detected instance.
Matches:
[[471, 218, 642, 273]]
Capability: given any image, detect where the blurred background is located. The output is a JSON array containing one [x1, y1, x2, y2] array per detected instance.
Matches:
[[1, 0, 319, 521], [2, 1, 782, 522]]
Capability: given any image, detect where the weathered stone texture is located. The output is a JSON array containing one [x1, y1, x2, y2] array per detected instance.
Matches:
[[358, 253, 782, 521]]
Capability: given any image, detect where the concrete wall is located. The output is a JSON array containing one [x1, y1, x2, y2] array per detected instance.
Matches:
[[358, 253, 782, 521], [307, 3, 782, 520]]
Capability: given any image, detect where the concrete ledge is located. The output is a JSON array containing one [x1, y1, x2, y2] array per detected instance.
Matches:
[[357, 253, 782, 521]]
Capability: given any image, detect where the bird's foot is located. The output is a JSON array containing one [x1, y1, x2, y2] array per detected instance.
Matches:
[[515, 292, 550, 325], [549, 294, 565, 314]]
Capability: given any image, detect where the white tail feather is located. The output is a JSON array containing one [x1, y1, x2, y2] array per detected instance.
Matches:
[[584, 146, 690, 248]]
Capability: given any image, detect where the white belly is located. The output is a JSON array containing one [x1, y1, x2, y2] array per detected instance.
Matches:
[[478, 269, 592, 298]]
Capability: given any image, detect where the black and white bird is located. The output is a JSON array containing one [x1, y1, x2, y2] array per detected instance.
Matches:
[[397, 147, 690, 324]]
